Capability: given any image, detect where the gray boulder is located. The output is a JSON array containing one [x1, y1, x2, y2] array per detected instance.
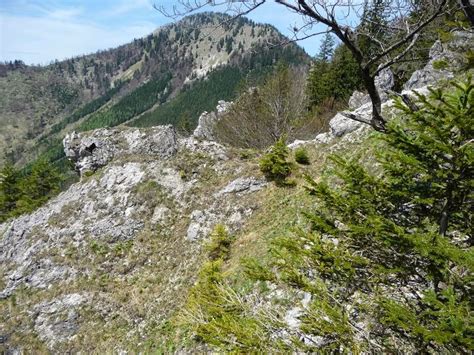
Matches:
[[217, 177, 267, 195], [330, 112, 364, 137], [375, 67, 394, 99], [348, 91, 370, 110]]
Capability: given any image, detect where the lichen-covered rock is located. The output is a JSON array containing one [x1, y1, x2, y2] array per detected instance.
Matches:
[[63, 125, 178, 175], [193, 100, 232, 141]]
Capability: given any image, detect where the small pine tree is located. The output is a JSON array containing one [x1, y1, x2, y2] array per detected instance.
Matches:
[[259, 137, 293, 185], [205, 224, 233, 261], [294, 146, 310, 165], [246, 78, 474, 351]]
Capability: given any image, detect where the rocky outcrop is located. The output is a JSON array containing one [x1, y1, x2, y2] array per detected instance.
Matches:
[[193, 100, 232, 141], [33, 293, 88, 348], [404, 31, 473, 90], [348, 91, 370, 110], [346, 68, 394, 111], [63, 125, 178, 175], [1, 128, 268, 350]]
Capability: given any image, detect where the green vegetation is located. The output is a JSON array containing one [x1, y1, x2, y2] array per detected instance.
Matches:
[[131, 66, 242, 128], [205, 224, 234, 261], [306, 41, 363, 110], [432, 59, 449, 70], [130, 46, 308, 129], [259, 138, 294, 186], [0, 158, 63, 222], [49, 82, 125, 135], [79, 73, 171, 131], [215, 64, 312, 148], [294, 147, 310, 165], [181, 78, 474, 352]]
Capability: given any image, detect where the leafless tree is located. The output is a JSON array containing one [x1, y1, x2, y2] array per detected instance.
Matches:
[[214, 66, 309, 148], [156, 0, 460, 132]]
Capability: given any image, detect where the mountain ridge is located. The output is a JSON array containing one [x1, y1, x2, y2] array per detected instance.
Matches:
[[0, 12, 309, 167]]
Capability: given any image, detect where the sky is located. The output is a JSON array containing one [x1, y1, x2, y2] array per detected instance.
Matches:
[[0, 0, 332, 65]]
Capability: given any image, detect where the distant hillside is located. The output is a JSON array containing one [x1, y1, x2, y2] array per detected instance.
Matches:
[[0, 12, 309, 168]]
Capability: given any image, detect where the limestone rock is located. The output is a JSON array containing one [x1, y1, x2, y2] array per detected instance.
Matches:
[[348, 91, 370, 110], [217, 177, 267, 195], [329, 113, 364, 137], [33, 293, 87, 348], [404, 31, 473, 90], [63, 126, 178, 176], [314, 132, 333, 144], [375, 67, 394, 99], [287, 140, 308, 149], [193, 100, 232, 141], [186, 210, 218, 241]]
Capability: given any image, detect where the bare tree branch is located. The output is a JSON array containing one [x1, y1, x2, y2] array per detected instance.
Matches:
[[155, 0, 455, 132]]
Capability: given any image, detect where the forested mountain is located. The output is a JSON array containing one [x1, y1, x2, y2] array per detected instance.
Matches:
[[0, 12, 309, 167]]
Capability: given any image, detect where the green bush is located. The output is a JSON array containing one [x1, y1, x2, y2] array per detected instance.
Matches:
[[205, 224, 233, 261], [294, 147, 310, 165], [259, 138, 293, 185]]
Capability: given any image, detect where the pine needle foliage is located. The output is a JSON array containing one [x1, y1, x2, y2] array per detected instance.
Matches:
[[0, 159, 63, 222], [294, 147, 310, 165], [205, 224, 234, 261], [246, 78, 473, 352], [259, 137, 294, 186]]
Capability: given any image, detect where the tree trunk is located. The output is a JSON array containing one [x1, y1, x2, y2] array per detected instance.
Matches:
[[361, 68, 387, 132]]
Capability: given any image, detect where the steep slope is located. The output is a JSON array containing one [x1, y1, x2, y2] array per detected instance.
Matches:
[[0, 31, 472, 352], [0, 125, 269, 352], [0, 12, 309, 167]]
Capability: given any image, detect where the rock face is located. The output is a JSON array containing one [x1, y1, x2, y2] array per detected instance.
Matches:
[[193, 100, 232, 141], [404, 31, 473, 90], [216, 177, 267, 195], [348, 91, 370, 110], [346, 68, 394, 111], [63, 125, 178, 175], [1, 128, 268, 351], [33, 293, 87, 348]]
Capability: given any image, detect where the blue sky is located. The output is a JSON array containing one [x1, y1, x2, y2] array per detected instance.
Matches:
[[0, 0, 332, 65]]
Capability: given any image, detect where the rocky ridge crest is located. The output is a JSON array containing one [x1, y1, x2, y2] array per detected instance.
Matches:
[[0, 30, 472, 352]]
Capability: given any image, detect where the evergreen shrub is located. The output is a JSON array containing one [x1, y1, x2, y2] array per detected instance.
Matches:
[[259, 138, 294, 185]]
